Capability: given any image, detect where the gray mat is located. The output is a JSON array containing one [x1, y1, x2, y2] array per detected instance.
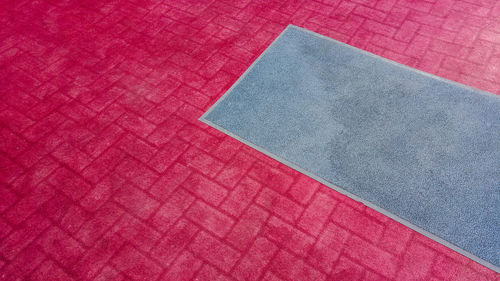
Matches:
[[200, 25, 500, 271]]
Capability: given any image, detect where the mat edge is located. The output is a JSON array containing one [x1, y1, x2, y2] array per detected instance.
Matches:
[[198, 24, 500, 273], [292, 25, 498, 98], [200, 117, 500, 273], [201, 24, 498, 122]]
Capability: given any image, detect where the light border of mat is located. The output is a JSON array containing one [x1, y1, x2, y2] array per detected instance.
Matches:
[[199, 24, 500, 272]]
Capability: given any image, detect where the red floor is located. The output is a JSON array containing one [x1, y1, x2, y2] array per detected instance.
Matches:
[[0, 0, 499, 280]]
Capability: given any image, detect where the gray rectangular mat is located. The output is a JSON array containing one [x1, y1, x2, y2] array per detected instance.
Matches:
[[200, 25, 500, 271]]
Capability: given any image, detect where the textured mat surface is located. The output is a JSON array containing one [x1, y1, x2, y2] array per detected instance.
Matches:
[[202, 25, 500, 270], [1, 0, 500, 280]]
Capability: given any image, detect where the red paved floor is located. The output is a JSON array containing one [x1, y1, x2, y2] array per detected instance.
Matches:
[[1, 0, 499, 280]]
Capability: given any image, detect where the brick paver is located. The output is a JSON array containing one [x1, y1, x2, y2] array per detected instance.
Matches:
[[0, 0, 499, 280]]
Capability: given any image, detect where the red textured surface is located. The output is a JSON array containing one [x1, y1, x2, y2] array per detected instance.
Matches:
[[1, 0, 499, 280]]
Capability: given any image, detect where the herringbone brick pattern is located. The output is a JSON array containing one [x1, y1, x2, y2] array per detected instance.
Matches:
[[0, 0, 499, 280]]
